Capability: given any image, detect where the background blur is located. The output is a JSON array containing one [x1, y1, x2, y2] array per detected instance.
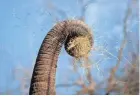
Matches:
[[0, 0, 139, 95]]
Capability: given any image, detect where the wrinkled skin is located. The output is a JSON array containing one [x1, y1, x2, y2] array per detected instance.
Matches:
[[29, 20, 93, 95]]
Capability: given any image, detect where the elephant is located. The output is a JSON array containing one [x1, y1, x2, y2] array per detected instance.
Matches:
[[29, 20, 93, 95]]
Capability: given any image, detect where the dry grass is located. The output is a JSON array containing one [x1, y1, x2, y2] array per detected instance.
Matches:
[[67, 36, 92, 58]]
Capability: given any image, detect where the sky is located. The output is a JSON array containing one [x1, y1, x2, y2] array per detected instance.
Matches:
[[0, 0, 138, 95]]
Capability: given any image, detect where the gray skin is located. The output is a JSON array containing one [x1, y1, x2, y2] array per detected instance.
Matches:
[[29, 20, 93, 95]]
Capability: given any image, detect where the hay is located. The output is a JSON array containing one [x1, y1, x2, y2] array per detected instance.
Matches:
[[66, 36, 92, 58]]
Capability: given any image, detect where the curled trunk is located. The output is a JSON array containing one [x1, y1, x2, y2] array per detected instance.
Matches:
[[29, 20, 93, 95]]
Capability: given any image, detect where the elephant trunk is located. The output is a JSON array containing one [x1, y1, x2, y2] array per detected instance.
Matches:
[[29, 20, 93, 95]]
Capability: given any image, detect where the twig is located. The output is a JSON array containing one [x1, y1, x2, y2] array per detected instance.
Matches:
[[106, 0, 133, 94]]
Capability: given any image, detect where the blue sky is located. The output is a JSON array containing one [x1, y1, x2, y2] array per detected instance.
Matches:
[[0, 0, 138, 95]]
